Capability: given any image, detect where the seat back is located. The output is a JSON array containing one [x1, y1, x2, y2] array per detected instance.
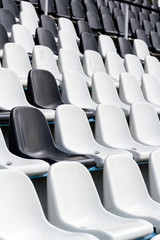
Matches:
[[80, 32, 98, 53], [27, 69, 63, 109], [144, 55, 160, 81], [98, 34, 116, 58], [133, 39, 150, 61], [20, 1, 39, 22], [130, 102, 160, 145], [83, 50, 106, 77], [117, 37, 133, 58], [55, 0, 70, 18], [47, 161, 102, 224], [40, 14, 58, 40], [143, 20, 153, 36], [71, 1, 86, 20], [2, 0, 19, 21], [86, 11, 103, 31], [119, 72, 145, 105], [105, 52, 126, 81], [150, 31, 160, 52], [95, 104, 133, 147], [0, 24, 9, 50], [103, 155, 150, 211], [124, 54, 144, 82], [77, 20, 93, 37], [0, 8, 16, 35], [102, 13, 118, 35], [58, 17, 79, 42], [136, 29, 152, 49], [19, 11, 38, 36], [130, 17, 142, 36]]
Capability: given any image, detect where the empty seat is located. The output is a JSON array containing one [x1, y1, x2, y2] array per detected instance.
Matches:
[[0, 8, 16, 38], [130, 17, 142, 36], [130, 102, 160, 147], [99, 5, 111, 16], [58, 30, 82, 58], [105, 52, 126, 88], [98, 34, 117, 58], [102, 13, 118, 35], [36, 27, 58, 59], [0, 24, 9, 58], [139, 12, 148, 26], [77, 20, 93, 37], [86, 3, 99, 16], [2, 0, 19, 23], [133, 39, 150, 62], [32, 45, 62, 85], [150, 31, 160, 53], [3, 43, 32, 87], [136, 29, 152, 50], [144, 56, 160, 83], [10, 106, 95, 167], [58, 48, 91, 87], [156, 22, 160, 36], [103, 154, 160, 232], [113, 7, 123, 21], [20, 1, 39, 22], [11, 24, 35, 55], [58, 17, 80, 42], [47, 161, 153, 240], [27, 69, 64, 110], [54, 0, 70, 18], [54, 104, 132, 168], [83, 50, 106, 77], [0, 169, 99, 240], [71, 1, 86, 20], [38, 0, 56, 15], [80, 32, 98, 53], [117, 37, 133, 58], [149, 13, 157, 29], [19, 11, 38, 36], [95, 104, 157, 162], [116, 16, 132, 37], [143, 20, 154, 36], [108, 0, 117, 14], [86, 11, 103, 32], [124, 54, 144, 83], [40, 15, 58, 42], [92, 72, 130, 116]]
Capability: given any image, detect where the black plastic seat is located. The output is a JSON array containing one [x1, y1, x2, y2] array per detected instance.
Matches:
[[27, 69, 63, 110], [113, 8, 123, 21], [108, 0, 117, 14], [156, 22, 160, 36], [80, 32, 98, 53], [71, 1, 86, 20], [0, 9, 16, 34], [143, 19, 154, 36], [96, 0, 105, 9], [86, 11, 103, 31], [86, 3, 99, 16], [141, 3, 150, 17], [35, 27, 58, 56], [130, 17, 142, 36], [77, 20, 93, 37], [150, 31, 160, 53], [40, 15, 58, 40], [116, 16, 132, 37], [102, 13, 118, 35], [99, 5, 111, 16], [55, 0, 70, 18], [128, 10, 136, 20], [38, 0, 56, 15], [136, 29, 152, 50], [117, 37, 133, 58], [83, 0, 94, 4], [149, 13, 158, 29], [139, 12, 148, 26], [130, 5, 139, 19], [151, 0, 159, 10], [0, 24, 9, 53], [2, 0, 19, 22], [9, 106, 95, 168]]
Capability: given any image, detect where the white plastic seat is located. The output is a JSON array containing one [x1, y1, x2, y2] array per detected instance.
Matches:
[[58, 48, 91, 87], [62, 71, 98, 113], [11, 24, 35, 55], [92, 72, 130, 116], [0, 68, 55, 121], [0, 169, 99, 240], [19, 11, 39, 36], [98, 34, 117, 58], [151, 235, 160, 240], [54, 104, 132, 168], [133, 39, 150, 62], [83, 50, 106, 78], [58, 17, 80, 42], [105, 52, 126, 88], [0, 129, 49, 176], [149, 150, 160, 204], [130, 102, 160, 147], [20, 1, 39, 22], [103, 154, 160, 232], [2, 42, 31, 87], [32, 45, 62, 86], [124, 54, 144, 84], [95, 104, 158, 162], [144, 56, 160, 83], [47, 161, 153, 240], [58, 30, 83, 58]]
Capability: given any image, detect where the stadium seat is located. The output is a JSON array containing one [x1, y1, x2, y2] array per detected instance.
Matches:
[[133, 39, 150, 62], [40, 15, 58, 43], [144, 55, 160, 83], [98, 34, 117, 58], [19, 11, 38, 36]]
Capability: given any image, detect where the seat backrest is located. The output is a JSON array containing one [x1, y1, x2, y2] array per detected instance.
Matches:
[[144, 55, 160, 81], [102, 13, 118, 34], [130, 17, 142, 35], [2, 0, 19, 20], [86, 11, 103, 31], [32, 45, 62, 85], [3, 42, 31, 79], [39, 0, 56, 14], [0, 24, 9, 50], [150, 31, 160, 52], [11, 24, 35, 54], [58, 17, 79, 42], [40, 14, 58, 40], [0, 8, 16, 34], [98, 34, 116, 58], [141, 74, 160, 105], [149, 13, 157, 29], [83, 50, 106, 77], [0, 170, 46, 235], [20, 1, 39, 22], [133, 39, 150, 61], [86, 3, 99, 16], [156, 22, 160, 36], [77, 20, 93, 37], [124, 54, 144, 82], [129, 102, 160, 145], [117, 37, 133, 58], [47, 161, 103, 224], [19, 11, 39, 36], [136, 29, 152, 49], [27, 69, 63, 109], [80, 32, 98, 53], [139, 12, 148, 26], [36, 27, 58, 56], [143, 20, 153, 36], [55, 0, 70, 18], [119, 72, 145, 105], [54, 105, 97, 152], [71, 1, 86, 20], [105, 52, 126, 80], [103, 155, 151, 211], [95, 104, 133, 147]]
